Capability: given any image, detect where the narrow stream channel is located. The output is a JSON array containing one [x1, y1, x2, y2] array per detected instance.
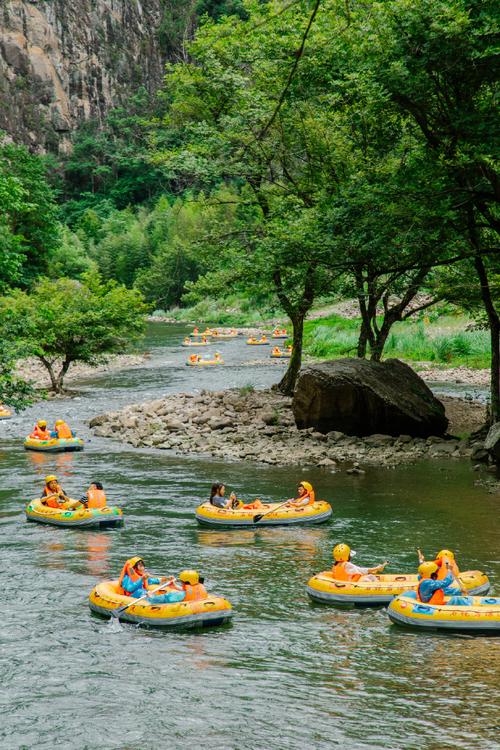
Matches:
[[1, 323, 498, 750]]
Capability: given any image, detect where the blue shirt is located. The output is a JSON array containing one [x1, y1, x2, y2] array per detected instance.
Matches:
[[121, 574, 160, 597], [418, 572, 455, 603]]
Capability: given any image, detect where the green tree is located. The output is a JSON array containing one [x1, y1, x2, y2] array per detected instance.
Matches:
[[0, 137, 60, 288], [349, 0, 499, 419], [0, 276, 147, 393]]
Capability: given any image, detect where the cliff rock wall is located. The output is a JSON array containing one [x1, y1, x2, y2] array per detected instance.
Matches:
[[0, 0, 165, 152]]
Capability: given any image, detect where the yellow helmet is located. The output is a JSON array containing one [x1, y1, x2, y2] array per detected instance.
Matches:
[[436, 549, 454, 561], [55, 419, 64, 425], [179, 569, 199, 585], [45, 475, 57, 484], [333, 543, 351, 562], [299, 481, 313, 493], [127, 556, 144, 569], [418, 561, 438, 578], [37, 420, 47, 427]]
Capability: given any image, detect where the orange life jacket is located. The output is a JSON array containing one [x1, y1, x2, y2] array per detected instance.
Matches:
[[31, 425, 50, 440], [183, 583, 207, 601], [293, 490, 315, 506], [87, 488, 107, 509], [118, 560, 144, 596], [243, 500, 264, 510], [332, 561, 361, 582], [436, 557, 459, 579], [43, 484, 64, 507], [55, 422, 72, 439], [417, 582, 445, 605]]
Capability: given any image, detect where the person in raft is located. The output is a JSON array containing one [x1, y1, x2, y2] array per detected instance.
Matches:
[[41, 475, 82, 510], [416, 561, 472, 606], [417, 548, 462, 596], [209, 482, 242, 509], [80, 481, 107, 509], [30, 420, 51, 440], [50, 419, 75, 439], [286, 481, 316, 508], [171, 570, 208, 601], [332, 543, 388, 582], [118, 557, 185, 604]]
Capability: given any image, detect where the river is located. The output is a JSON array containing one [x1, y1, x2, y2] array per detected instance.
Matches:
[[1, 323, 499, 750]]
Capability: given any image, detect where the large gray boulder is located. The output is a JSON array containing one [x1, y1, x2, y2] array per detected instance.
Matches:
[[484, 422, 500, 463], [293, 358, 448, 437]]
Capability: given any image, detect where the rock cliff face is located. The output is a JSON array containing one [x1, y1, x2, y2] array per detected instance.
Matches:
[[0, 0, 165, 152]]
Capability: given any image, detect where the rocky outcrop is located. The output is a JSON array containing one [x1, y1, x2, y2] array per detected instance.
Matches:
[[293, 358, 448, 437], [0, 1, 165, 152], [88, 387, 472, 468], [484, 423, 500, 464]]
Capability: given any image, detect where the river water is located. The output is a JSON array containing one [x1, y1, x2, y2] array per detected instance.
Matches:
[[1, 324, 499, 750]]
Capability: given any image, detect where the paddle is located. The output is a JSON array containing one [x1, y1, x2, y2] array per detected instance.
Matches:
[[111, 577, 176, 618], [253, 500, 293, 523]]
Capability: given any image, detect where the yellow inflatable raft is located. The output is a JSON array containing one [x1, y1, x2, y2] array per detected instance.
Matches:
[[195, 500, 332, 527], [246, 337, 269, 345], [182, 338, 209, 346], [89, 580, 233, 628], [271, 347, 292, 358], [25, 498, 124, 528], [210, 329, 238, 339], [272, 331, 288, 339], [186, 357, 224, 366], [24, 436, 84, 452], [306, 569, 490, 605], [388, 593, 500, 633], [0, 407, 12, 419]]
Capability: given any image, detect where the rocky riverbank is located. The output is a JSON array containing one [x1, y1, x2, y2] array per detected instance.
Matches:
[[16, 353, 148, 392], [89, 387, 488, 470]]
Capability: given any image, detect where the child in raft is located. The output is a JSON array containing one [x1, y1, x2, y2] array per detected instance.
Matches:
[[41, 475, 82, 510], [415, 560, 472, 606], [417, 548, 462, 596], [118, 557, 185, 603], [332, 543, 389, 582]]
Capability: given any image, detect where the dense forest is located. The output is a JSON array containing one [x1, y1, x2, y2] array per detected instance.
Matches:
[[1, 0, 498, 419]]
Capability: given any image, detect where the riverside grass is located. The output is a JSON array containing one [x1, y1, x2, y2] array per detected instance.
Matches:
[[303, 316, 490, 369]]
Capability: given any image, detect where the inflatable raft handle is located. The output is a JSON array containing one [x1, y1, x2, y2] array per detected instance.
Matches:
[[395, 576, 407, 581], [413, 604, 433, 614], [481, 598, 498, 605]]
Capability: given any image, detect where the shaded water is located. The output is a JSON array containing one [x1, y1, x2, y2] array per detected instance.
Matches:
[[1, 324, 499, 750]]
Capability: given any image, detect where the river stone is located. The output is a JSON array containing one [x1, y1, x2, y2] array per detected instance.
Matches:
[[484, 423, 500, 463], [164, 418, 183, 432], [89, 414, 108, 427], [292, 358, 448, 437]]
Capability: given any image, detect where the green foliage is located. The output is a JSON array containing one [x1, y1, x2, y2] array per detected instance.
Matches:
[[0, 137, 60, 289], [0, 338, 38, 410], [0, 275, 148, 392], [47, 227, 97, 280], [57, 89, 169, 217]]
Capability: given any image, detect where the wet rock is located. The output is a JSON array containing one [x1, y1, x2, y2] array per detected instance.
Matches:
[[89, 414, 108, 427], [293, 358, 448, 437], [164, 418, 183, 432], [471, 445, 489, 462], [484, 423, 500, 464]]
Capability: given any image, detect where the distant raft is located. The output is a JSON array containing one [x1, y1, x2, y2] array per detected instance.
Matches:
[[0, 406, 12, 419], [387, 593, 500, 633], [186, 355, 224, 366], [89, 580, 233, 629], [24, 436, 84, 452], [271, 347, 292, 358], [195, 500, 333, 527], [306, 570, 490, 606], [25, 498, 124, 528], [182, 338, 209, 346], [246, 337, 270, 345]]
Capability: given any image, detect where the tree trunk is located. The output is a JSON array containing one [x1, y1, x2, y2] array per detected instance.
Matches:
[[39, 356, 59, 392], [357, 322, 369, 358], [277, 314, 304, 396], [56, 358, 72, 393], [474, 255, 500, 423]]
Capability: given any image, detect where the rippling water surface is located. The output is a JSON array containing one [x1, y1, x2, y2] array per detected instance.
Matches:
[[1, 324, 499, 750]]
